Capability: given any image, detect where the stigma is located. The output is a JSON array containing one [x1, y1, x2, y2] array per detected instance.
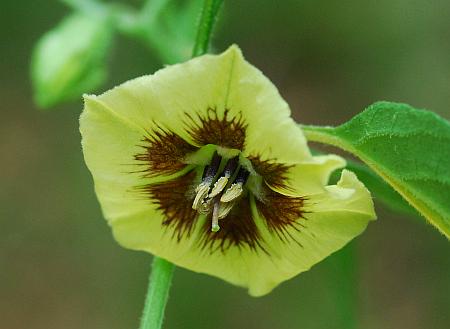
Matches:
[[192, 151, 249, 232]]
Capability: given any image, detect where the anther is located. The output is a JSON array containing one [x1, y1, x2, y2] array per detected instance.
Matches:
[[220, 183, 243, 202], [192, 152, 222, 210], [217, 201, 235, 219], [198, 199, 212, 214], [220, 167, 249, 202], [209, 177, 228, 198], [208, 157, 239, 198], [208, 156, 239, 198], [192, 183, 210, 210]]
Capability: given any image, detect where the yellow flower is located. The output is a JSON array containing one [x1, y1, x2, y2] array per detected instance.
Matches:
[[80, 45, 376, 296]]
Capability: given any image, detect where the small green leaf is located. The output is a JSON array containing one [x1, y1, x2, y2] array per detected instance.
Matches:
[[31, 12, 114, 109], [303, 101, 450, 238]]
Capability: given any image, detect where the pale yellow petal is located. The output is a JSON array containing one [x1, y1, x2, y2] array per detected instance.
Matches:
[[268, 154, 346, 196], [248, 169, 376, 296], [90, 46, 311, 162], [112, 170, 374, 297], [80, 96, 193, 220]]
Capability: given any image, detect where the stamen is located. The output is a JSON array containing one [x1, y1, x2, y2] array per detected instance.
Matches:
[[201, 165, 210, 180], [192, 183, 210, 210], [209, 176, 229, 198], [199, 199, 212, 214], [220, 167, 250, 202], [203, 151, 222, 180], [220, 183, 243, 202], [193, 154, 247, 224], [211, 198, 220, 232], [218, 201, 234, 219], [222, 156, 240, 177], [208, 157, 239, 198], [235, 167, 250, 184], [192, 151, 222, 210]]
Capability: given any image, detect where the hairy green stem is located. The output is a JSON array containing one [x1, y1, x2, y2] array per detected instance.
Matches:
[[139, 258, 175, 329], [192, 0, 224, 57], [138, 1, 224, 329]]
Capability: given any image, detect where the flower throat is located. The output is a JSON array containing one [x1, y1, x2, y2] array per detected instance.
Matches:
[[192, 151, 250, 232]]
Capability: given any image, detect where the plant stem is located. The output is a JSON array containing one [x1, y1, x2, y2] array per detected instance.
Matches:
[[192, 0, 224, 57], [330, 243, 358, 329], [139, 257, 175, 329], [138, 1, 224, 329]]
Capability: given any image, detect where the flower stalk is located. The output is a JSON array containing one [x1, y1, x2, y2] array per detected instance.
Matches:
[[192, 0, 224, 57], [139, 1, 224, 329], [139, 258, 175, 329]]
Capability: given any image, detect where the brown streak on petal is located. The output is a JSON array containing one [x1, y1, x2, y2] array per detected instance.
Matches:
[[200, 197, 266, 253], [249, 156, 293, 190], [256, 186, 307, 245], [185, 108, 247, 150], [138, 171, 199, 241], [134, 125, 197, 177]]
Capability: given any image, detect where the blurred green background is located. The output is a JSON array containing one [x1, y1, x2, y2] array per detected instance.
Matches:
[[1, 1, 449, 328]]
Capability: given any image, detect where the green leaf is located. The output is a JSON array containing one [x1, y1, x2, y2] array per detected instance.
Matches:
[[31, 12, 114, 109], [303, 101, 450, 238]]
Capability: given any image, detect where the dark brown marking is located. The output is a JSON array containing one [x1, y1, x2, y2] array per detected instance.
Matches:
[[200, 196, 266, 253], [249, 156, 293, 190], [138, 171, 199, 241], [256, 186, 307, 246], [134, 126, 197, 177], [185, 108, 247, 150]]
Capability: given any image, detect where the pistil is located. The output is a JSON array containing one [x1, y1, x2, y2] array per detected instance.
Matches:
[[211, 197, 221, 232]]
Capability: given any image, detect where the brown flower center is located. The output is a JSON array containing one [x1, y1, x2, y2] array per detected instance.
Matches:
[[133, 108, 308, 252]]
